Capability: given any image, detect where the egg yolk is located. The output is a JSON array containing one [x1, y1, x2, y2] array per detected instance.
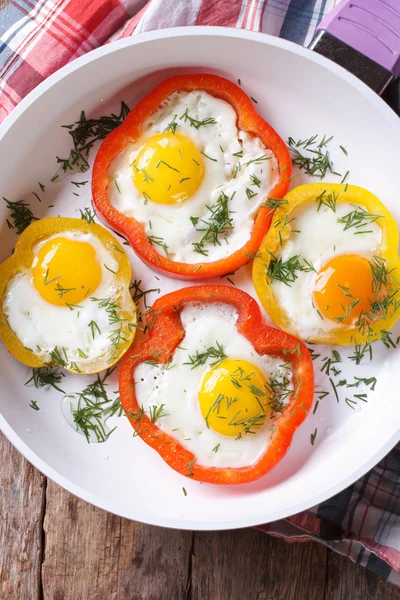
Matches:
[[132, 132, 204, 204], [314, 254, 377, 325], [199, 358, 271, 437], [33, 237, 102, 306]]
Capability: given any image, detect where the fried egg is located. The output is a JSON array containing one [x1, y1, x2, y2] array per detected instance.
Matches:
[[253, 184, 400, 345], [271, 202, 382, 339], [1, 220, 136, 373], [108, 90, 279, 263], [134, 303, 291, 468]]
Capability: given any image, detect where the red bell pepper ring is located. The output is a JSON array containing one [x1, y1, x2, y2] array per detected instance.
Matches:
[[92, 74, 291, 280], [119, 285, 314, 484]]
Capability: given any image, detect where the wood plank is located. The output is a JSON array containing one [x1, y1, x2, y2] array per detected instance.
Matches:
[[41, 480, 193, 600], [325, 550, 400, 600], [1, 429, 399, 600], [0, 433, 45, 600], [189, 529, 327, 600]]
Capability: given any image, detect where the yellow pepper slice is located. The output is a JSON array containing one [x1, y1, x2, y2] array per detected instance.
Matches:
[[0, 218, 136, 374], [252, 183, 400, 346]]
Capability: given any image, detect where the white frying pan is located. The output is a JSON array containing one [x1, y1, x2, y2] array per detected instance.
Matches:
[[0, 20, 399, 529]]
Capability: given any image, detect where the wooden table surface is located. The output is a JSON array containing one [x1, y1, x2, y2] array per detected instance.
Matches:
[[0, 433, 399, 599]]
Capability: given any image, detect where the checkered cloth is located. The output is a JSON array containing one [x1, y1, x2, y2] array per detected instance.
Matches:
[[1, 0, 399, 585]]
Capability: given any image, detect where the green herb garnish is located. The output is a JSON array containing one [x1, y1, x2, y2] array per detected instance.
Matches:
[[184, 342, 227, 369], [55, 101, 130, 175], [3, 198, 38, 234]]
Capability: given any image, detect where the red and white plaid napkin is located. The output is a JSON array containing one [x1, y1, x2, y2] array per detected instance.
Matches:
[[1, 0, 399, 585]]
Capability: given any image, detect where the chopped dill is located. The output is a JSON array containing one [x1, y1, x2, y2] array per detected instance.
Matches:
[[25, 367, 65, 393], [3, 197, 38, 234], [164, 114, 178, 133], [149, 404, 169, 423], [186, 459, 197, 477], [130, 279, 160, 308], [262, 197, 288, 214], [179, 109, 217, 129], [265, 252, 308, 286], [287, 134, 341, 179], [310, 428, 318, 445], [55, 101, 130, 175], [147, 235, 169, 256], [200, 149, 218, 162], [337, 206, 383, 232], [69, 369, 122, 443], [316, 189, 338, 212], [184, 342, 227, 369], [79, 207, 95, 223], [191, 191, 233, 252]]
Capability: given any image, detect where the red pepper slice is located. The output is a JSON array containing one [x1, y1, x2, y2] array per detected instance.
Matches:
[[119, 285, 314, 484], [92, 74, 291, 280]]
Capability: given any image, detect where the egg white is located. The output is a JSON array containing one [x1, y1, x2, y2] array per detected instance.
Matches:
[[270, 202, 382, 339], [3, 230, 127, 366], [134, 303, 291, 469], [108, 90, 279, 263]]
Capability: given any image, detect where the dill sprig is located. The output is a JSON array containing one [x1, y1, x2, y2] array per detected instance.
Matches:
[[249, 173, 261, 187], [164, 114, 178, 133], [337, 206, 383, 232], [89, 320, 101, 339], [192, 242, 208, 256], [265, 253, 304, 286], [380, 329, 397, 348], [130, 279, 160, 308], [320, 350, 341, 376], [349, 341, 373, 365], [230, 409, 267, 436], [347, 376, 377, 391], [55, 101, 130, 175], [192, 191, 233, 252], [287, 134, 339, 178], [231, 366, 255, 389], [316, 189, 338, 212], [25, 367, 65, 393], [243, 154, 270, 167], [79, 207, 96, 223], [273, 213, 300, 245], [231, 154, 270, 178], [69, 370, 121, 443], [262, 197, 288, 215], [49, 346, 69, 367], [55, 282, 76, 299], [184, 342, 227, 369], [147, 235, 169, 256], [149, 404, 169, 422], [369, 256, 394, 293], [265, 368, 293, 413], [3, 198, 38, 234], [179, 108, 217, 129], [310, 428, 318, 445], [345, 394, 368, 410], [186, 459, 197, 477], [246, 187, 257, 199], [204, 393, 239, 429], [90, 296, 136, 355], [353, 258, 400, 335]]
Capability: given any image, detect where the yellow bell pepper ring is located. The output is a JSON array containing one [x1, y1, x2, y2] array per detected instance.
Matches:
[[252, 183, 400, 346], [0, 217, 136, 374]]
